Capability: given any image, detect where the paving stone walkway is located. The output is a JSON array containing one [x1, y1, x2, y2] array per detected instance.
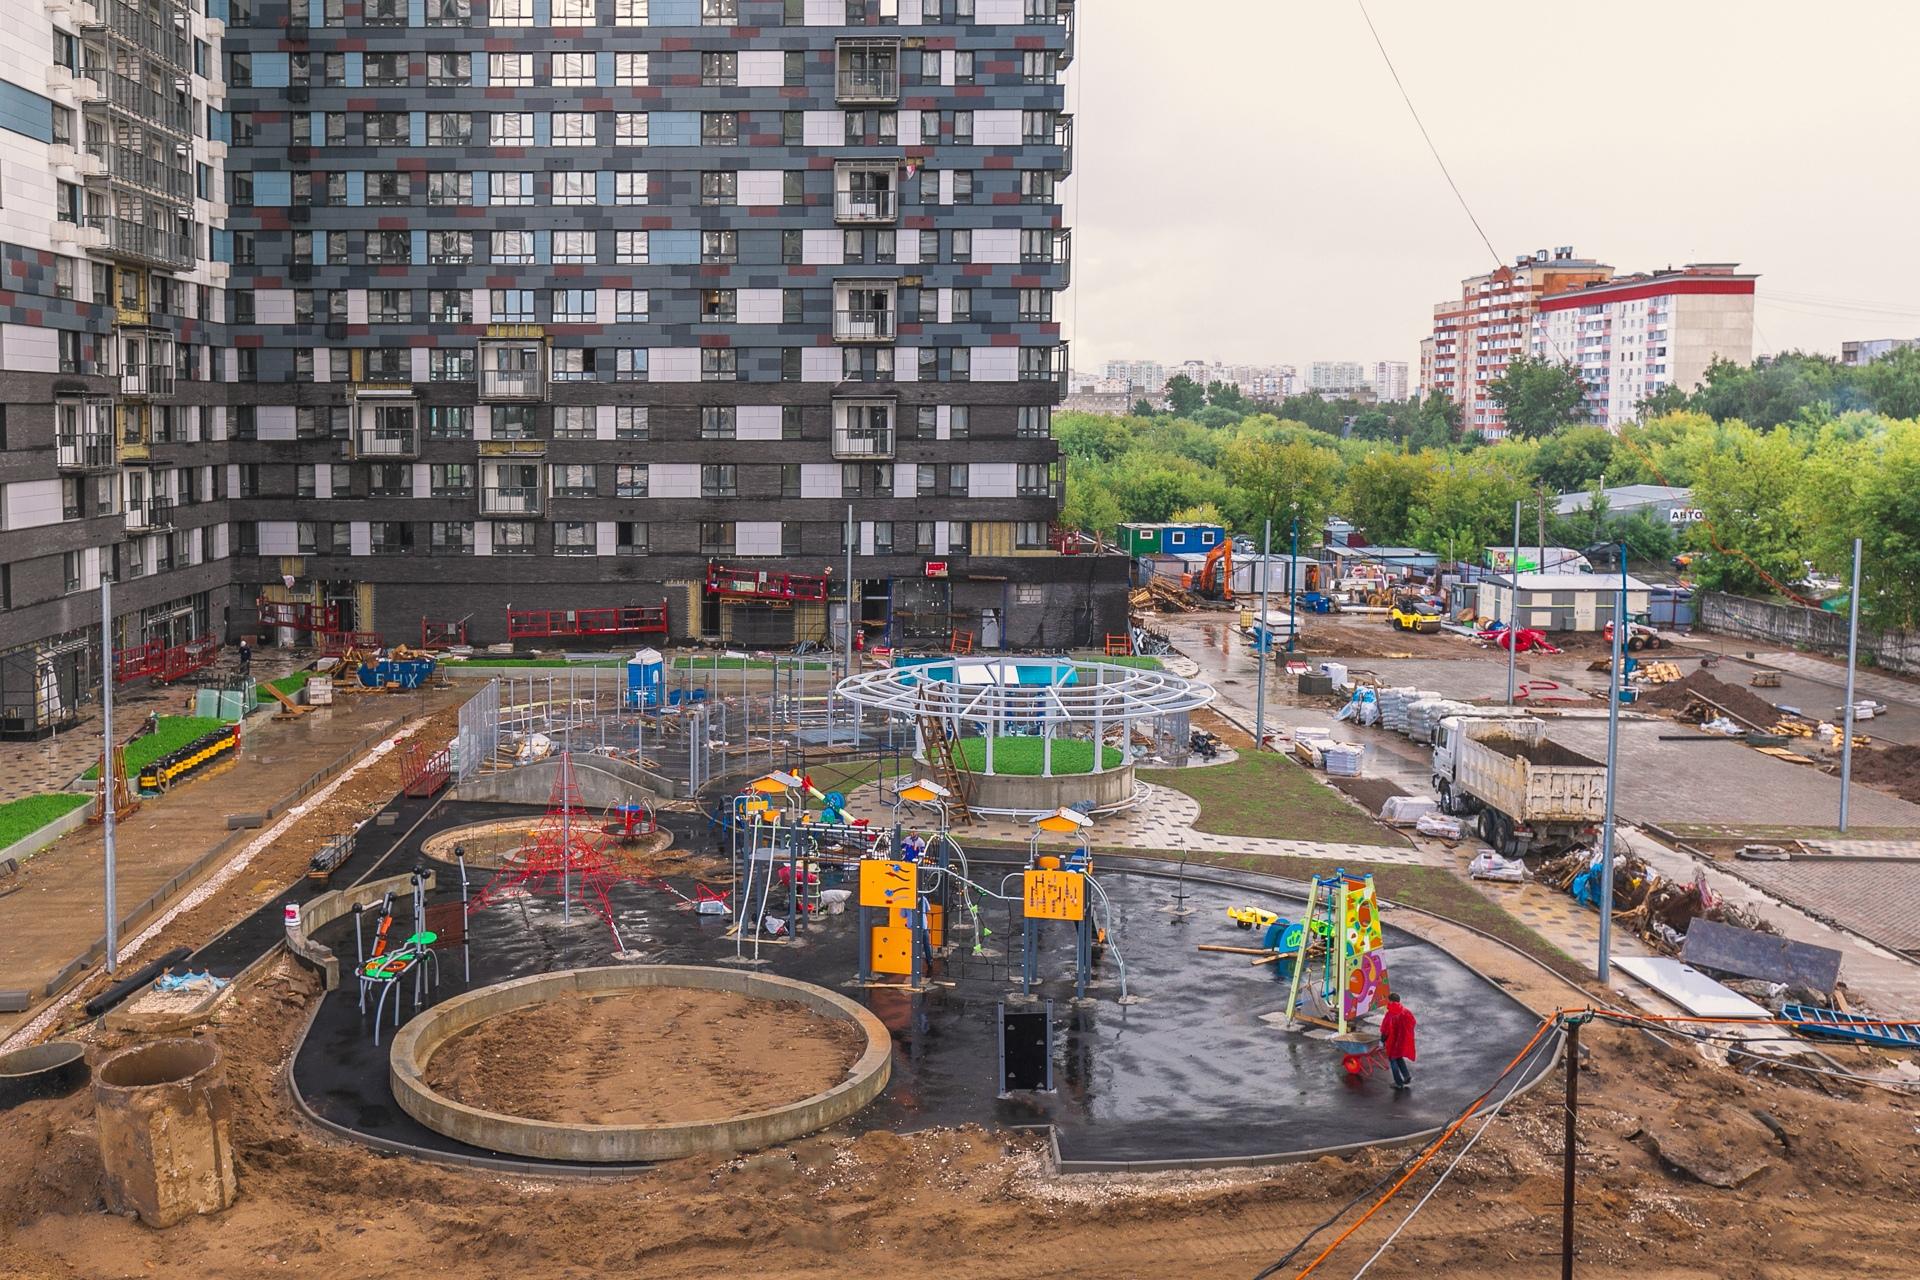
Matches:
[[843, 779, 1445, 867]]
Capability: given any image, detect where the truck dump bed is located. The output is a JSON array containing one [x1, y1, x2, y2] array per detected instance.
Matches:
[[1456, 725, 1606, 824]]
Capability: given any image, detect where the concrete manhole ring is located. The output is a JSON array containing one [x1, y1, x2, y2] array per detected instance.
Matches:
[[389, 965, 891, 1163]]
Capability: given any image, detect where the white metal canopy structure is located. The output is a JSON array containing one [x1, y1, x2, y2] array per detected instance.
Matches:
[[835, 658, 1216, 777]]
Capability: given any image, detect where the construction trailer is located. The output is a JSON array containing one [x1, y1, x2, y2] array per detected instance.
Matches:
[[1475, 572, 1652, 633]]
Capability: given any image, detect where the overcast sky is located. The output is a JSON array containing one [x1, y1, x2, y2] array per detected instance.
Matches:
[[1066, 0, 1920, 373]]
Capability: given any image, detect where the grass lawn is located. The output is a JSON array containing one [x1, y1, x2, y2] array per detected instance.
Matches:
[[0, 793, 91, 849], [952, 737, 1122, 776], [1069, 653, 1166, 671], [84, 715, 230, 780], [670, 656, 835, 671], [443, 657, 626, 669], [254, 670, 313, 705], [1139, 752, 1398, 847]]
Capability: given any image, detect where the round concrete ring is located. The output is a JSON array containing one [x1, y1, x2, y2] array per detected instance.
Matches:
[[389, 965, 892, 1163]]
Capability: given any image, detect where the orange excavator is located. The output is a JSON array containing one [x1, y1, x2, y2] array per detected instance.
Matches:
[[1192, 541, 1233, 602]]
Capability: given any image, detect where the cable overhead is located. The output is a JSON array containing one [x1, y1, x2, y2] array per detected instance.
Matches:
[[1354, 0, 1500, 268]]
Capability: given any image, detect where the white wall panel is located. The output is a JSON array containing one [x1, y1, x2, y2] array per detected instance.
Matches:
[[738, 169, 784, 206], [0, 324, 58, 372], [650, 463, 700, 497], [972, 346, 1019, 382], [737, 405, 782, 440], [736, 521, 782, 556]]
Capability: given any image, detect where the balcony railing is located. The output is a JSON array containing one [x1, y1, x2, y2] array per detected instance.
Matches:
[[480, 486, 544, 515], [87, 0, 192, 70], [355, 426, 420, 459], [479, 367, 543, 400], [56, 435, 116, 470], [831, 427, 894, 459], [121, 363, 175, 397], [87, 69, 192, 135], [834, 189, 897, 223], [88, 214, 192, 268], [1053, 113, 1074, 176], [147, 496, 175, 528], [833, 308, 896, 342], [91, 144, 193, 202], [836, 67, 899, 103]]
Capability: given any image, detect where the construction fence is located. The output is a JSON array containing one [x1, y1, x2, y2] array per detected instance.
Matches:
[[1700, 591, 1920, 674]]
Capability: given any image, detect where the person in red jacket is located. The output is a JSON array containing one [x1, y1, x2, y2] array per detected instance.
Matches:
[[1380, 992, 1417, 1089]]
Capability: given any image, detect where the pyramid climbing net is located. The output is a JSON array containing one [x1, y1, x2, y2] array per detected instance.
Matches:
[[467, 751, 636, 949]]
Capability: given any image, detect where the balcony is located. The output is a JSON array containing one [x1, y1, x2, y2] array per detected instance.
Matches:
[[835, 39, 900, 104], [86, 70, 192, 136], [147, 496, 175, 529], [90, 144, 193, 202], [1053, 113, 1074, 177], [56, 434, 116, 471], [833, 308, 896, 342], [355, 423, 419, 460], [832, 399, 895, 459], [834, 188, 897, 224], [480, 486, 544, 516], [85, 0, 192, 70], [478, 340, 545, 401], [88, 215, 192, 269], [120, 363, 175, 398]]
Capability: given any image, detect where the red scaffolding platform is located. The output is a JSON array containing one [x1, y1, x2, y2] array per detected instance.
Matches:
[[155, 635, 218, 683], [703, 562, 831, 602], [505, 603, 670, 641], [420, 617, 469, 649], [114, 639, 164, 683], [319, 630, 383, 657], [256, 598, 341, 633]]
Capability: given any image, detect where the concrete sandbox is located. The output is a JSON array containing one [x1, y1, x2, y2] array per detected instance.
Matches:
[[388, 965, 892, 1163]]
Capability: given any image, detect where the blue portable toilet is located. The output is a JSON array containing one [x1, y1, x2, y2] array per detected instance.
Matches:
[[626, 647, 664, 709]]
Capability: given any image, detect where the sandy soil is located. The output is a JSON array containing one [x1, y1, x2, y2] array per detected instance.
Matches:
[[1840, 743, 1920, 805], [423, 988, 864, 1125], [4, 955, 1920, 1280]]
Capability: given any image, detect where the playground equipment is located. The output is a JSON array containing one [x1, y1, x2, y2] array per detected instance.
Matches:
[[1017, 807, 1107, 1001], [353, 868, 439, 1046], [1281, 870, 1389, 1037], [602, 797, 659, 842]]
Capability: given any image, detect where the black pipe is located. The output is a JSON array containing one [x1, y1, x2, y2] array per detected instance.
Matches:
[[84, 946, 191, 1017]]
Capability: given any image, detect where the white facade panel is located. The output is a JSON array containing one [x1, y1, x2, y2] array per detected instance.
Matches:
[[347, 289, 368, 323], [650, 348, 701, 382], [736, 521, 782, 556], [970, 462, 1017, 497], [0, 324, 58, 372], [259, 520, 299, 555], [973, 227, 1021, 264], [738, 288, 784, 324], [257, 405, 297, 441], [596, 521, 617, 556], [803, 110, 843, 145], [802, 347, 841, 382], [972, 346, 1019, 382], [651, 463, 700, 498], [2, 478, 63, 530], [800, 463, 841, 498], [802, 228, 845, 265], [254, 289, 295, 324], [976, 0, 1024, 21], [595, 404, 617, 440], [349, 522, 371, 556], [738, 170, 784, 207], [739, 50, 786, 87], [737, 405, 783, 440], [973, 109, 1022, 146]]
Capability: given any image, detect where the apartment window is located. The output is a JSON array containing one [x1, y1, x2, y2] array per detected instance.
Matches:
[[784, 111, 804, 145], [427, 53, 471, 86], [701, 171, 737, 205], [916, 289, 937, 324], [553, 52, 596, 86], [615, 53, 649, 85], [701, 289, 737, 322], [231, 292, 256, 323], [919, 229, 938, 262], [700, 522, 733, 554], [551, 349, 593, 381], [553, 522, 594, 556], [615, 173, 649, 206], [702, 0, 738, 24], [552, 112, 595, 147], [614, 407, 649, 440], [367, 173, 411, 207], [919, 50, 941, 82], [430, 290, 472, 324], [618, 522, 649, 555], [782, 348, 802, 381], [615, 464, 648, 498], [1018, 406, 1050, 440], [952, 229, 972, 263], [615, 348, 649, 381], [1023, 110, 1053, 143], [429, 348, 473, 382], [953, 111, 973, 143], [783, 289, 805, 324], [423, 113, 470, 146], [431, 522, 475, 555], [492, 232, 535, 264], [701, 231, 738, 263], [552, 289, 594, 322], [1021, 228, 1055, 263], [428, 172, 472, 206], [952, 171, 973, 204], [701, 52, 739, 87], [949, 405, 969, 439], [700, 406, 736, 439], [701, 112, 739, 146], [492, 289, 535, 322], [553, 172, 595, 206], [553, 232, 596, 265], [366, 0, 407, 22], [493, 522, 536, 555], [491, 112, 534, 146], [615, 289, 649, 322], [1018, 289, 1051, 321], [553, 465, 597, 498], [431, 464, 474, 497], [781, 464, 802, 498], [428, 406, 474, 439], [782, 230, 803, 264], [1017, 464, 1051, 497], [365, 52, 407, 86], [615, 0, 649, 22], [549, 408, 593, 443], [871, 522, 894, 555], [1019, 346, 1057, 381], [702, 464, 737, 497], [952, 288, 973, 321], [702, 350, 738, 381], [491, 0, 533, 25], [951, 347, 971, 380], [1016, 522, 1049, 549], [492, 406, 537, 439], [1021, 170, 1055, 203], [296, 464, 317, 498], [492, 173, 535, 206], [322, 113, 346, 146], [615, 113, 649, 146], [370, 290, 411, 323]]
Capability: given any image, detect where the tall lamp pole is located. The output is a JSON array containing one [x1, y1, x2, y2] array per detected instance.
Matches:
[[1505, 500, 1521, 704], [1254, 519, 1271, 750], [1595, 542, 1625, 982], [1287, 514, 1300, 654], [1840, 537, 1862, 831], [100, 575, 118, 976]]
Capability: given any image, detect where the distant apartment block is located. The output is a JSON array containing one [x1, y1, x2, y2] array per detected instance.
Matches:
[[1420, 246, 1614, 438], [1531, 264, 1756, 429], [1371, 360, 1408, 403], [1842, 337, 1920, 367], [1307, 361, 1368, 394]]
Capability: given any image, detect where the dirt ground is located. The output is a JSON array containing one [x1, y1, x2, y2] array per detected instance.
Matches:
[[1639, 669, 1783, 728], [5, 958, 1920, 1279], [423, 988, 864, 1126], [1841, 742, 1920, 805]]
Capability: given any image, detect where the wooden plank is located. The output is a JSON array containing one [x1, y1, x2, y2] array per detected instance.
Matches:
[[1196, 944, 1272, 956]]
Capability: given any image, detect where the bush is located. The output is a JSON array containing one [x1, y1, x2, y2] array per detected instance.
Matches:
[[951, 737, 1122, 776], [84, 716, 230, 780]]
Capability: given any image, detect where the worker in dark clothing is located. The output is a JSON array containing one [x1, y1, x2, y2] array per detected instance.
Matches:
[[237, 637, 252, 675], [1381, 992, 1417, 1089]]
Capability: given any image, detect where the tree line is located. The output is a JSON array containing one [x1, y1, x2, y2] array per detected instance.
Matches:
[[1068, 346, 1920, 629]]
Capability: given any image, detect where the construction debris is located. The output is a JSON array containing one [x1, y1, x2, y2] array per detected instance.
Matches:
[[1130, 580, 1198, 613]]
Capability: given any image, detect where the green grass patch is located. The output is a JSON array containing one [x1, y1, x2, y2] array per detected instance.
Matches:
[[254, 670, 314, 704], [669, 656, 835, 671], [1139, 752, 1399, 847], [0, 792, 91, 849], [84, 715, 230, 781], [952, 737, 1122, 776], [1070, 653, 1165, 671], [442, 657, 626, 669]]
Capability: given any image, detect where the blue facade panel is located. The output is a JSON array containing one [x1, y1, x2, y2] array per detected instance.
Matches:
[[410, 230, 428, 263], [344, 52, 363, 87], [409, 112, 425, 147], [650, 229, 700, 265], [0, 81, 54, 143], [653, 0, 698, 24], [595, 51, 614, 85], [534, 0, 551, 22], [533, 229, 552, 263], [252, 171, 291, 206], [408, 0, 426, 24], [651, 111, 699, 147], [475, 171, 490, 206], [534, 114, 551, 146], [594, 170, 614, 204], [251, 52, 291, 89], [208, 108, 231, 145], [346, 171, 365, 205]]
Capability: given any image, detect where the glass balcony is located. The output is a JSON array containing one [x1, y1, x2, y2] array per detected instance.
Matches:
[[834, 189, 897, 223], [833, 308, 896, 342]]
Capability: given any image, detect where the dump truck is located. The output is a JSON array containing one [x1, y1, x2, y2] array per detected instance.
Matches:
[[1430, 715, 1607, 857]]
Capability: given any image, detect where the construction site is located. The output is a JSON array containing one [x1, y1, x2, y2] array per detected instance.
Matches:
[[3, 591, 1920, 1280]]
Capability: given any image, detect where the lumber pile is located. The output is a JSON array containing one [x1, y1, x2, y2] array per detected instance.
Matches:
[[1130, 580, 1197, 613], [1635, 661, 1683, 685]]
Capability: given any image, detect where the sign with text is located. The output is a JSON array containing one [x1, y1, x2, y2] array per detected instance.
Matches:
[[1023, 869, 1086, 922]]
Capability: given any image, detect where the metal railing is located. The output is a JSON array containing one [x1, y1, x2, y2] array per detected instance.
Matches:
[[480, 486, 544, 515], [93, 144, 193, 201], [147, 497, 175, 528], [88, 215, 192, 268], [88, 0, 192, 70], [120, 363, 175, 397], [56, 435, 116, 470], [834, 190, 897, 222], [90, 68, 192, 135], [836, 68, 899, 102], [480, 367, 543, 399], [354, 427, 419, 458], [831, 428, 894, 459], [833, 308, 896, 342]]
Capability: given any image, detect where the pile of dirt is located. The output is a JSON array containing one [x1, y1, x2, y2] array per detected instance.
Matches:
[[1841, 742, 1920, 804], [1638, 668, 1781, 727], [423, 987, 866, 1126]]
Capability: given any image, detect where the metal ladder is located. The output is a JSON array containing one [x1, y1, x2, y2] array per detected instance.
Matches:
[[916, 696, 974, 825], [1782, 1003, 1920, 1050]]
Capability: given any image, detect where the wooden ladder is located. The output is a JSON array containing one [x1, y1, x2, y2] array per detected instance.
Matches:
[[89, 745, 140, 825], [916, 700, 974, 825]]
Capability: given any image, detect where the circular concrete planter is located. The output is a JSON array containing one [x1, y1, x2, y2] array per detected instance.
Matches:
[[952, 762, 1137, 815], [390, 965, 891, 1163], [0, 1042, 88, 1111]]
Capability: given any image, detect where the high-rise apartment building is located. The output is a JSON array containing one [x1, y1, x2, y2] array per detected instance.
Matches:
[[1100, 358, 1165, 392], [1306, 361, 1367, 394], [1370, 360, 1407, 403], [0, 0, 232, 736], [0, 0, 1117, 736], [1530, 263, 1756, 429], [1841, 337, 1920, 367], [1420, 246, 1613, 438]]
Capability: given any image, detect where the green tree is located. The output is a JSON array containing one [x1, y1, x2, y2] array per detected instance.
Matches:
[[1224, 438, 1342, 535], [1350, 409, 1395, 441], [1205, 380, 1248, 411], [1130, 397, 1157, 417], [1487, 355, 1586, 439], [1053, 411, 1138, 463], [1343, 452, 1436, 545], [1530, 425, 1617, 493], [1685, 424, 1810, 594], [1060, 466, 1125, 536], [1857, 347, 1920, 421], [1165, 374, 1205, 416], [1407, 458, 1533, 563], [1193, 404, 1246, 429], [1169, 502, 1225, 526]]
